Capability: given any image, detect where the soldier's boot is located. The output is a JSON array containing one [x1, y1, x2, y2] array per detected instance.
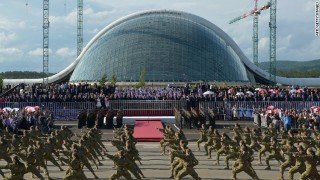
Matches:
[[279, 168, 285, 180], [232, 173, 237, 180], [140, 172, 146, 178], [98, 159, 103, 166], [207, 147, 213, 159], [170, 153, 175, 164], [215, 153, 220, 165], [161, 146, 166, 155], [204, 144, 208, 155], [264, 159, 271, 170], [160, 140, 164, 148], [277, 160, 282, 165], [288, 173, 294, 180], [196, 141, 200, 151], [257, 154, 262, 165], [60, 160, 66, 166], [93, 174, 99, 179], [224, 159, 230, 169]]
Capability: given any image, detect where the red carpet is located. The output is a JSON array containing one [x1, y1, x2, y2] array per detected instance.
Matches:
[[133, 120, 164, 142]]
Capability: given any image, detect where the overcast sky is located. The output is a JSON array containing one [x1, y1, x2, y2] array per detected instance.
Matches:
[[0, 0, 319, 73]]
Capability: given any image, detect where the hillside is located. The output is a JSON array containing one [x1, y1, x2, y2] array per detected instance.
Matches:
[[0, 71, 56, 79], [259, 59, 320, 78]]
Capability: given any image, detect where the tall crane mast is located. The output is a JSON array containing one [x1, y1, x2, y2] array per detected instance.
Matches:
[[77, 0, 83, 57], [43, 0, 49, 85], [229, 1, 271, 67], [269, 0, 277, 84], [253, 0, 259, 66]]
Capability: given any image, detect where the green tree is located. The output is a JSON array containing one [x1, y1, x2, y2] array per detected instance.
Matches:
[[136, 68, 146, 88], [99, 73, 107, 86], [111, 73, 117, 87]]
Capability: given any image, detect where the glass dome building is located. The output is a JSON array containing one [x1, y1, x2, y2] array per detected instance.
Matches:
[[70, 10, 253, 83]]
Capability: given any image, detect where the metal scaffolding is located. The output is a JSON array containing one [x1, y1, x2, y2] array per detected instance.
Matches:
[[253, 0, 259, 66], [77, 0, 83, 57], [43, 0, 49, 85], [269, 0, 277, 84]]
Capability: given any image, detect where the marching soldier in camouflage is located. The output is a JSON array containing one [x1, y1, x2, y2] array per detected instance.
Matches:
[[122, 148, 145, 179], [232, 146, 259, 180], [0, 137, 12, 163], [288, 145, 306, 180], [159, 125, 175, 155], [42, 138, 64, 171], [174, 148, 201, 180], [106, 150, 133, 180], [19, 146, 45, 180], [264, 137, 285, 170], [279, 141, 297, 180], [203, 126, 214, 156], [216, 133, 233, 165], [299, 148, 320, 180], [63, 151, 88, 180], [196, 124, 208, 151], [208, 130, 222, 159], [258, 132, 271, 165], [170, 141, 189, 178], [224, 140, 242, 170], [0, 155, 28, 180]]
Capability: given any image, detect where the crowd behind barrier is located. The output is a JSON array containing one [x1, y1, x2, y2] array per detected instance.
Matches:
[[0, 100, 318, 121], [1, 82, 320, 103], [0, 107, 54, 134]]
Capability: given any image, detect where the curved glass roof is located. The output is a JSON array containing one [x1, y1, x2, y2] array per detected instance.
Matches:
[[70, 10, 249, 82]]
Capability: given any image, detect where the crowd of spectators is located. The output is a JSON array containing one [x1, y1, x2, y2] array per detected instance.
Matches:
[[1, 82, 320, 102], [0, 108, 54, 134], [253, 108, 320, 131]]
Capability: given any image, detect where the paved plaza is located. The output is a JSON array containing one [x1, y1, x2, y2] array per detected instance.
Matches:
[[0, 142, 299, 180], [0, 121, 316, 179]]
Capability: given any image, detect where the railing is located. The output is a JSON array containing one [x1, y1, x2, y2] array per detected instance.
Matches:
[[110, 100, 186, 110], [0, 100, 319, 121], [199, 101, 320, 110], [0, 102, 96, 121]]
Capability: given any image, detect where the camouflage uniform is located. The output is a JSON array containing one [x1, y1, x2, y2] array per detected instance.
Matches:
[[0, 138, 12, 163], [288, 145, 306, 180], [0, 156, 28, 180], [265, 138, 285, 170], [106, 150, 133, 180], [258, 132, 271, 164], [300, 148, 320, 180], [203, 127, 214, 156], [174, 149, 201, 180], [196, 124, 208, 151], [279, 141, 297, 180], [232, 146, 259, 180], [19, 147, 45, 180], [63, 152, 87, 180], [208, 130, 222, 159]]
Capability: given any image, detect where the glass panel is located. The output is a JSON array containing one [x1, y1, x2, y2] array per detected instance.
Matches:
[[70, 12, 249, 82]]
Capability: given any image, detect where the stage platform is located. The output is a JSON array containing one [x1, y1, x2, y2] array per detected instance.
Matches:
[[133, 120, 164, 142], [113, 116, 175, 125]]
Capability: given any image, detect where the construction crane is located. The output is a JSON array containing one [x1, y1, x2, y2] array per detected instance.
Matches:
[[269, 0, 277, 84], [43, 0, 49, 85], [77, 0, 83, 57], [229, 1, 271, 67], [23, 1, 83, 85]]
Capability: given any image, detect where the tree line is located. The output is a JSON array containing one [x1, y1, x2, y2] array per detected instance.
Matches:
[[0, 71, 55, 79], [277, 70, 320, 78]]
